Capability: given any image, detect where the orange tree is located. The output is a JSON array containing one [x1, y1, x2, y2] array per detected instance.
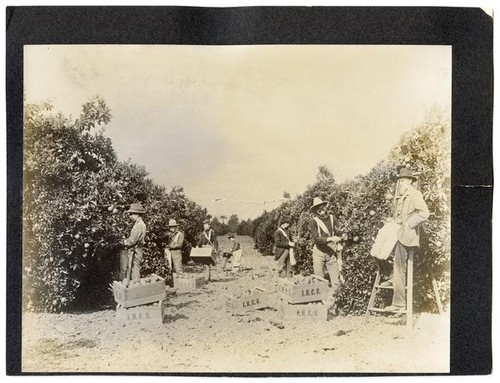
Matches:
[[252, 113, 450, 314], [23, 97, 207, 312]]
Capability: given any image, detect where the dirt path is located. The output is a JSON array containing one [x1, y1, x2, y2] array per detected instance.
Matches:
[[22, 236, 450, 373]]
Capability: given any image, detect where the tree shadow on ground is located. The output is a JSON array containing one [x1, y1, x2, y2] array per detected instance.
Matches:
[[35, 338, 97, 358], [209, 277, 237, 283], [174, 290, 204, 297], [163, 313, 188, 323], [168, 300, 200, 309], [63, 304, 116, 314]]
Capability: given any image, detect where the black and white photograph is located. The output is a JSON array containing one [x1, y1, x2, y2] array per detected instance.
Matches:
[[5, 5, 493, 377]]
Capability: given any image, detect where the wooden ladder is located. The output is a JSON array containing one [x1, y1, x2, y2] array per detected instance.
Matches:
[[365, 252, 444, 329]]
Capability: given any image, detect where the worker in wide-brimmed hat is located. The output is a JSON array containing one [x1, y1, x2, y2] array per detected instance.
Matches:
[[308, 197, 342, 312], [384, 168, 429, 312], [164, 219, 184, 275], [197, 218, 219, 251], [274, 215, 295, 278], [120, 203, 147, 281]]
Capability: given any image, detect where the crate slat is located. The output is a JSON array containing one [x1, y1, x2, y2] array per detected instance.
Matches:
[[368, 307, 407, 313], [173, 274, 206, 291], [113, 275, 167, 308], [189, 247, 217, 265]]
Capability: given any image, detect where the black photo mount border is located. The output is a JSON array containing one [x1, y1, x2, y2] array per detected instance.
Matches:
[[6, 6, 493, 376]]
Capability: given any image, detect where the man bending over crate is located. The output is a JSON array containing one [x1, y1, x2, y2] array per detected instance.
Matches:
[[308, 197, 342, 311]]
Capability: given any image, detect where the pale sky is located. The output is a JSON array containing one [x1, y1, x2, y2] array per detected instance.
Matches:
[[24, 45, 451, 219]]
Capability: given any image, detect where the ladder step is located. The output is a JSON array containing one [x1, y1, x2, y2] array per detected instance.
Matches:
[[375, 285, 407, 289], [368, 307, 407, 313], [375, 284, 394, 289]]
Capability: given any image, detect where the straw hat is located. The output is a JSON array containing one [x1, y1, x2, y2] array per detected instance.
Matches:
[[396, 168, 418, 181], [280, 215, 291, 224], [309, 197, 328, 211], [126, 203, 146, 214], [167, 219, 179, 227]]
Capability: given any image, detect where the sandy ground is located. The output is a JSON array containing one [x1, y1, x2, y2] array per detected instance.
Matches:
[[22, 236, 450, 373]]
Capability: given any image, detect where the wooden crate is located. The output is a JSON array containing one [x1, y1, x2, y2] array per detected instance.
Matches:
[[226, 287, 270, 313], [278, 299, 328, 322], [189, 246, 217, 265], [277, 275, 329, 304], [116, 300, 167, 326], [113, 274, 166, 308], [173, 274, 206, 291]]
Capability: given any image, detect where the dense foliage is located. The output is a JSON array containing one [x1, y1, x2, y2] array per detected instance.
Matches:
[[251, 113, 451, 314], [236, 218, 254, 236], [23, 97, 207, 312]]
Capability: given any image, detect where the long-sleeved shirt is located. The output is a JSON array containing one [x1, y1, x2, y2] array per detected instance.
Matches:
[[393, 185, 430, 247], [198, 228, 219, 250], [167, 230, 184, 251], [230, 241, 241, 253], [274, 227, 292, 259], [123, 217, 146, 251], [308, 214, 340, 256]]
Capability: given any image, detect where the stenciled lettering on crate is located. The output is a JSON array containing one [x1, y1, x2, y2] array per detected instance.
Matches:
[[242, 297, 261, 308], [295, 308, 320, 317], [226, 287, 269, 312], [278, 276, 329, 304], [278, 299, 328, 322], [128, 312, 152, 320], [116, 300, 166, 326]]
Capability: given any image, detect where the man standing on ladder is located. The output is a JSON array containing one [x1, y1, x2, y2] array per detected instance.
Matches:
[[385, 168, 429, 312]]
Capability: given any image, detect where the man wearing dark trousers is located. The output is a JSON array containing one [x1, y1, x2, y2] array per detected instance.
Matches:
[[386, 168, 429, 312], [308, 197, 342, 309], [120, 203, 147, 281], [274, 215, 294, 279]]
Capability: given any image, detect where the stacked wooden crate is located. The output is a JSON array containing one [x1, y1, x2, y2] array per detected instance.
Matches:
[[115, 300, 167, 327], [173, 273, 206, 292], [113, 274, 167, 325], [277, 275, 329, 321]]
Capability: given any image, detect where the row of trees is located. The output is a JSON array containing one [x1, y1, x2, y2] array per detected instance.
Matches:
[[23, 96, 209, 312], [251, 111, 451, 314], [207, 215, 256, 237], [210, 214, 239, 236]]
